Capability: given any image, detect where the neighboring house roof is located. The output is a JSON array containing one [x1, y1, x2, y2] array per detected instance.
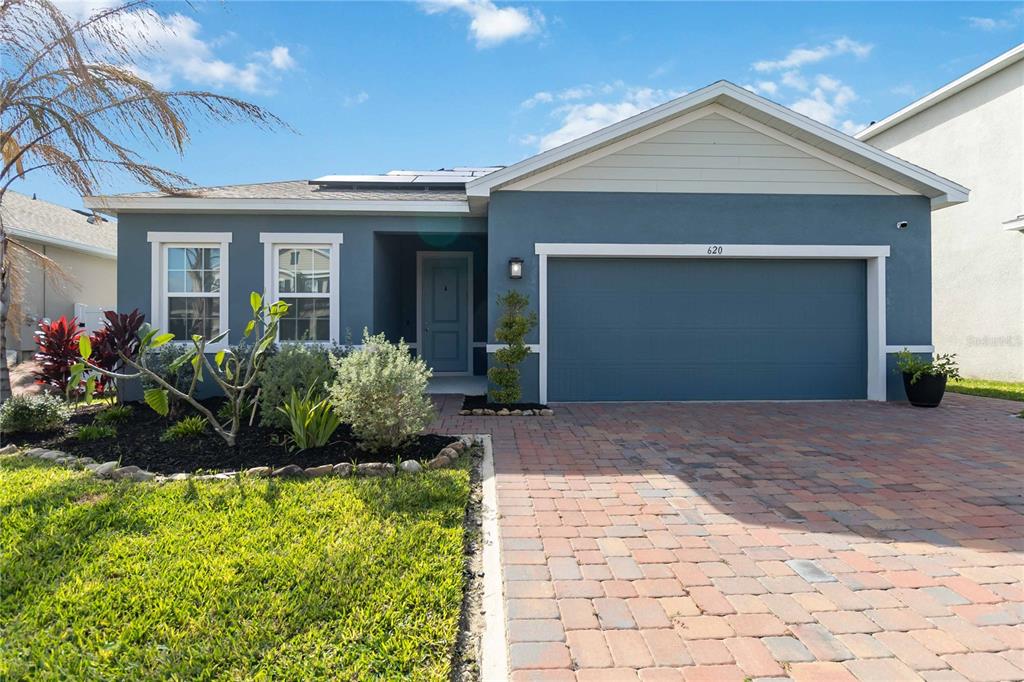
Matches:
[[86, 80, 969, 216], [857, 43, 1024, 141], [468, 81, 969, 210], [1, 190, 116, 258]]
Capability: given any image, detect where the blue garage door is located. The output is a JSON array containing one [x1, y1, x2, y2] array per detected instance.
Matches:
[[548, 258, 867, 401]]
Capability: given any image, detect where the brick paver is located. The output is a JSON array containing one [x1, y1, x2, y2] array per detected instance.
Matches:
[[431, 394, 1024, 679]]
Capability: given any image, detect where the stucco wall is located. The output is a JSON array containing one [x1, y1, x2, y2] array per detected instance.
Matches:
[[486, 191, 933, 401], [12, 239, 116, 354], [865, 60, 1024, 380]]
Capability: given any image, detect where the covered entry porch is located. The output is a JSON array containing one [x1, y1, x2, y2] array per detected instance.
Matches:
[[373, 232, 488, 380]]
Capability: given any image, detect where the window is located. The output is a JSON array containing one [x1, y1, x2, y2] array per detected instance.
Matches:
[[260, 233, 342, 343], [148, 232, 231, 349]]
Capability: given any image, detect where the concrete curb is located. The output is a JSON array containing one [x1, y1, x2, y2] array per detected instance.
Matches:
[[478, 434, 509, 681]]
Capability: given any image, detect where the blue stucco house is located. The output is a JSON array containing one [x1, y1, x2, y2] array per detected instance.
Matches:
[[86, 81, 968, 403]]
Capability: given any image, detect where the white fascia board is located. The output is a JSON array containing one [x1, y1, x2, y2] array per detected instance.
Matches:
[[858, 44, 1024, 141], [467, 80, 969, 207], [534, 243, 891, 259], [1003, 215, 1024, 232], [8, 227, 116, 259], [84, 197, 472, 216]]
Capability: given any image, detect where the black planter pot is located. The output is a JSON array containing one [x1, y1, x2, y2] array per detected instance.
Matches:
[[903, 372, 947, 407]]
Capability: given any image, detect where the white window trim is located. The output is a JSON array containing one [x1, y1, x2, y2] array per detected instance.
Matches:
[[148, 232, 232, 351], [416, 251, 474, 376], [532, 243, 892, 404], [260, 233, 343, 344]]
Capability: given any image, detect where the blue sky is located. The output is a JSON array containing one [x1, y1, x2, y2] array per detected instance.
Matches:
[[18, 1, 1024, 209]]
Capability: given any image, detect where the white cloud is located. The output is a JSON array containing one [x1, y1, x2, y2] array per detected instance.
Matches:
[[59, 2, 296, 93], [523, 83, 686, 151], [781, 70, 809, 92], [420, 0, 543, 48], [743, 80, 779, 97], [753, 37, 873, 72], [889, 83, 917, 97], [343, 91, 370, 107], [966, 8, 1022, 31]]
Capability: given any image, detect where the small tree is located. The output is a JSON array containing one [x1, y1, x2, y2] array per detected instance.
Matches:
[[488, 290, 537, 405], [73, 292, 288, 447]]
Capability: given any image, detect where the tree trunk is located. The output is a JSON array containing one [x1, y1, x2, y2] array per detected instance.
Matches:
[[0, 234, 11, 405]]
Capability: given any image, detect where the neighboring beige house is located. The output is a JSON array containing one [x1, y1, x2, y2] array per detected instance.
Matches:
[[1, 190, 117, 362], [858, 43, 1024, 382]]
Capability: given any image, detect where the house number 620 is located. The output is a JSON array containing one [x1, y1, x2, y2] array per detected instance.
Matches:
[[706, 245, 724, 255]]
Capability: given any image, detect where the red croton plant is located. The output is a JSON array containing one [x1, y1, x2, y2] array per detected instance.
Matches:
[[32, 315, 82, 392], [34, 309, 146, 396]]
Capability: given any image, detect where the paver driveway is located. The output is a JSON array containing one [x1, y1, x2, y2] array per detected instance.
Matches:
[[434, 394, 1024, 682]]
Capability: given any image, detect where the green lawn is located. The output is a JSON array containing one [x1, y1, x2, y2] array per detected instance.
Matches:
[[947, 378, 1024, 402], [0, 456, 470, 681]]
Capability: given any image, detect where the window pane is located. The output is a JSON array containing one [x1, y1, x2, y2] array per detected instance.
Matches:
[[278, 247, 330, 295], [167, 247, 220, 293], [279, 296, 330, 341], [167, 296, 220, 339]]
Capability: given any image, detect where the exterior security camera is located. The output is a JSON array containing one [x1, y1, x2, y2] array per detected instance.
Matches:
[[896, 221, 909, 230]]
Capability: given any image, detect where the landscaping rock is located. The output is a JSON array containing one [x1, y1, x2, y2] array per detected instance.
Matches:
[[510, 409, 522, 416], [332, 463, 353, 476], [55, 456, 76, 466], [112, 466, 155, 482], [93, 461, 119, 478], [39, 450, 63, 461], [459, 409, 472, 416], [483, 409, 496, 416], [497, 408, 510, 416], [448, 440, 466, 453], [427, 454, 451, 469], [399, 459, 423, 473], [539, 409, 554, 416], [472, 409, 484, 416], [305, 464, 333, 478], [0, 444, 18, 455], [272, 464, 306, 478], [84, 463, 101, 473], [521, 409, 534, 416], [24, 447, 46, 457], [356, 462, 395, 477], [73, 457, 97, 468], [439, 447, 459, 461], [167, 473, 192, 481], [245, 466, 272, 478]]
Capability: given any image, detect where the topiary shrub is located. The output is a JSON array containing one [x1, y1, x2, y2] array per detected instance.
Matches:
[[0, 393, 72, 434], [259, 343, 343, 430], [327, 329, 434, 452], [487, 290, 537, 404]]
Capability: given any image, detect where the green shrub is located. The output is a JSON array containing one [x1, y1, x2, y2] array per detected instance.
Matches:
[[259, 343, 341, 430], [95, 404, 132, 425], [277, 387, 341, 451], [895, 349, 962, 384], [140, 344, 196, 417], [218, 394, 256, 424], [0, 394, 71, 434], [160, 415, 207, 442], [75, 424, 117, 441], [327, 330, 433, 452], [488, 290, 537, 404]]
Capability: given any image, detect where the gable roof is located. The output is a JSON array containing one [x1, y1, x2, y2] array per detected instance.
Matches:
[[1, 190, 116, 258], [857, 43, 1024, 141], [467, 80, 969, 210]]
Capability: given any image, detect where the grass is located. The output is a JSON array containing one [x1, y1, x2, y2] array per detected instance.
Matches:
[[947, 378, 1024, 402], [0, 456, 470, 681]]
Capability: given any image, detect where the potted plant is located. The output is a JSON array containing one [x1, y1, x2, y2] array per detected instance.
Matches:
[[895, 349, 961, 407]]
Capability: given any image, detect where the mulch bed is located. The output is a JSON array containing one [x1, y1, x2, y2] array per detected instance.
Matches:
[[8, 398, 454, 474], [461, 394, 548, 412]]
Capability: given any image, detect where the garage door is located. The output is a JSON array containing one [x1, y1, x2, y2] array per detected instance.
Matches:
[[548, 258, 867, 401]]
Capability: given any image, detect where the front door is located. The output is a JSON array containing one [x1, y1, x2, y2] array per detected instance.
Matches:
[[420, 254, 470, 374]]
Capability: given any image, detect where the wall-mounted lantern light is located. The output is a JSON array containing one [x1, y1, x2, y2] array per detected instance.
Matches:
[[508, 257, 524, 279]]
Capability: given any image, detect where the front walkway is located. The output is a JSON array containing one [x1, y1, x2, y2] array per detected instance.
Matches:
[[433, 395, 1024, 682]]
